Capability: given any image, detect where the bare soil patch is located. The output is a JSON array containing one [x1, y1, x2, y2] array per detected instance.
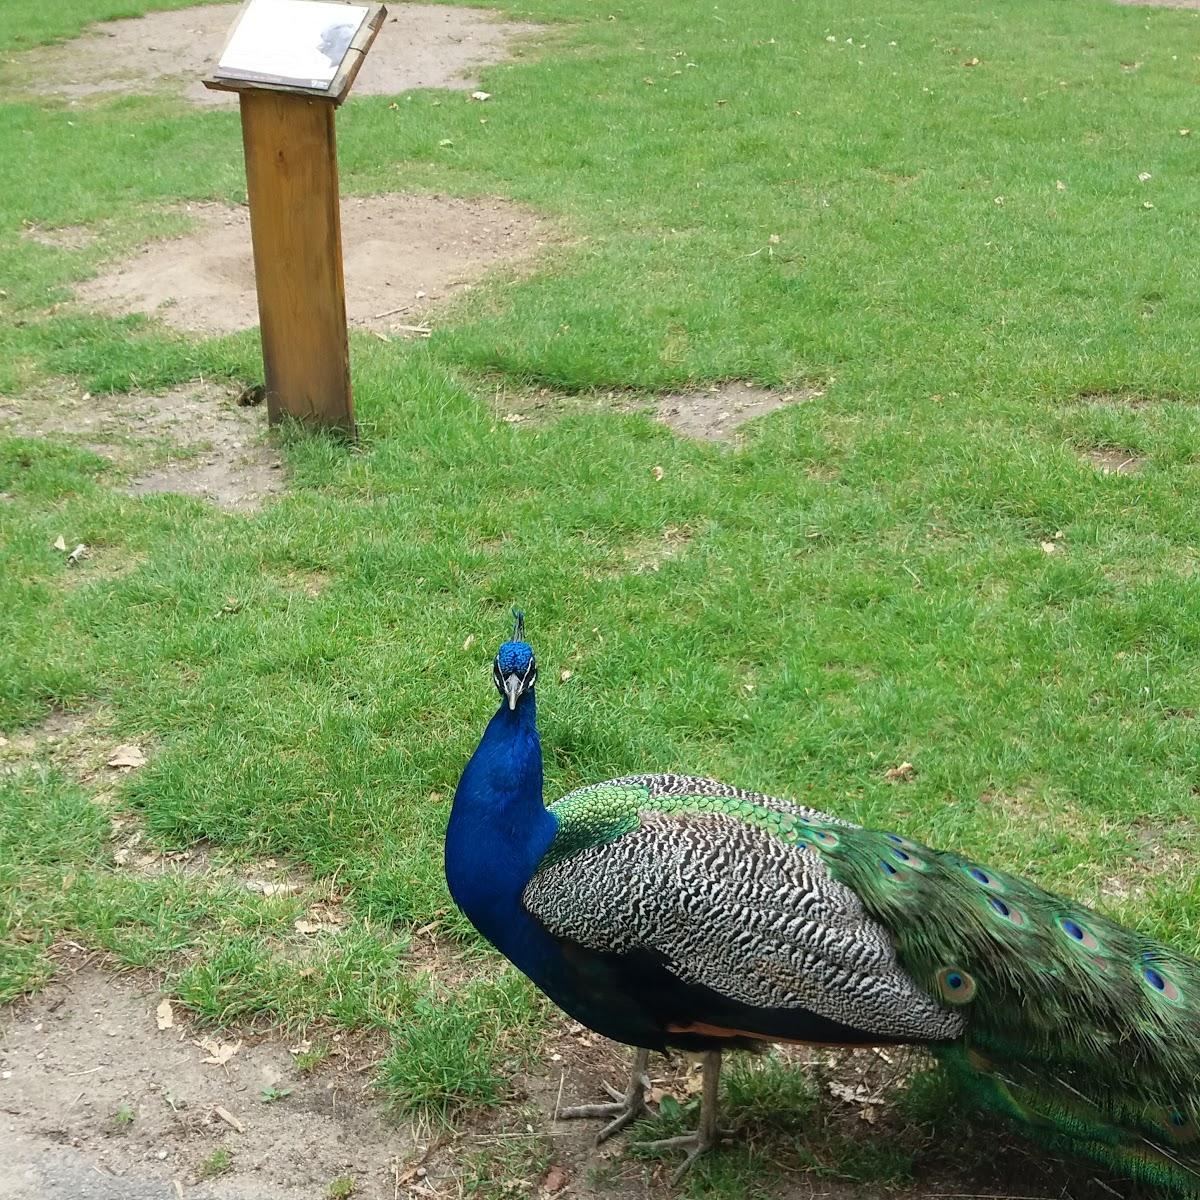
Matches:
[[6, 3, 546, 107], [0, 707, 116, 787], [0, 967, 413, 1200], [1114, 0, 1200, 8], [1, 382, 283, 510], [20, 223, 97, 251], [623, 525, 695, 575], [657, 382, 822, 442], [1101, 819, 1200, 903], [269, 568, 334, 599], [977, 785, 1094, 838], [74, 196, 547, 337], [1079, 446, 1145, 475], [494, 382, 822, 443], [1076, 389, 1193, 408]]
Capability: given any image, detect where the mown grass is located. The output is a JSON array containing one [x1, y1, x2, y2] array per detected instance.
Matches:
[[2, 0, 1200, 1191]]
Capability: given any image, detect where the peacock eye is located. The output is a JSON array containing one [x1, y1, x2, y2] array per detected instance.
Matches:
[[935, 966, 977, 1004], [1158, 1107, 1198, 1143], [1056, 915, 1101, 951], [985, 895, 1027, 927], [959, 860, 1004, 891], [1136, 960, 1183, 1004]]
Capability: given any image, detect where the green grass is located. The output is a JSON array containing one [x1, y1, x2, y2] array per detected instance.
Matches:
[[377, 973, 547, 1121], [2, 0, 1200, 1191], [197, 1146, 233, 1179]]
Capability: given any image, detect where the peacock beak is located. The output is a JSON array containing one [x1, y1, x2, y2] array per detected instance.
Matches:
[[502, 673, 524, 710]]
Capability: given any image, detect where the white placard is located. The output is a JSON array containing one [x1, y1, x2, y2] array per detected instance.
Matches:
[[215, 0, 370, 90]]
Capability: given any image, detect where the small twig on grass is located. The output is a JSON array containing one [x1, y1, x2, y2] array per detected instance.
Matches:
[[393, 1141, 442, 1196], [553, 1069, 565, 1122], [468, 1131, 545, 1143], [213, 1104, 244, 1133]]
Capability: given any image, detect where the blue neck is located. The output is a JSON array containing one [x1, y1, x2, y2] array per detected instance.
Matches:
[[445, 690, 558, 969]]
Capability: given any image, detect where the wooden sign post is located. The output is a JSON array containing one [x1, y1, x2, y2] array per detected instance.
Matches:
[[204, 0, 386, 436]]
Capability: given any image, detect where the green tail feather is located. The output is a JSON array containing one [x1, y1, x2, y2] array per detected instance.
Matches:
[[940, 1045, 1200, 1196], [809, 825, 1200, 1196]]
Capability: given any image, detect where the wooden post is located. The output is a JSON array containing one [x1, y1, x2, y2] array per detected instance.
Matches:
[[203, 0, 386, 437], [239, 90, 353, 434]]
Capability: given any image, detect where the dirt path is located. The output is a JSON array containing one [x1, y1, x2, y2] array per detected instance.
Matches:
[[4, 4, 546, 107], [74, 196, 548, 338], [0, 382, 282, 510], [0, 967, 412, 1200]]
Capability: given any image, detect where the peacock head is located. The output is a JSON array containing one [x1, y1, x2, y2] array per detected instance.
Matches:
[[493, 610, 537, 711]]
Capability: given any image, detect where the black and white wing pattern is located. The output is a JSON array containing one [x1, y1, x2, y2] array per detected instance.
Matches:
[[523, 781, 962, 1044]]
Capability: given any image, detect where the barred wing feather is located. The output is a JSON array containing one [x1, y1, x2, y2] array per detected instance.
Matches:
[[523, 806, 963, 1044]]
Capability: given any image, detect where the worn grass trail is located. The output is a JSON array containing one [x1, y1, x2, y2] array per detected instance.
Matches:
[[2, 0, 1199, 1193]]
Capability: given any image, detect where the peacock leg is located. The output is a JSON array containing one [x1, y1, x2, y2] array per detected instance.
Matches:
[[637, 1050, 731, 1183], [557, 1046, 650, 1143]]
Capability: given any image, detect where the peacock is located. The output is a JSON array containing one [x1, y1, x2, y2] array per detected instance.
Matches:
[[445, 616, 1200, 1191]]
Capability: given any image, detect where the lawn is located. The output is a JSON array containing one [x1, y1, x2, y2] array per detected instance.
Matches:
[[2, 0, 1199, 1194]]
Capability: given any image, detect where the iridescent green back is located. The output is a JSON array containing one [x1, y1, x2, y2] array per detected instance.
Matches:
[[542, 776, 825, 869]]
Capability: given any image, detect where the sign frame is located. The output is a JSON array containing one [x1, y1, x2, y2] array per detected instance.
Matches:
[[204, 0, 386, 107]]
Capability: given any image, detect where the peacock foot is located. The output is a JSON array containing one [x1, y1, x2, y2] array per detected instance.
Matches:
[[557, 1047, 650, 1144], [635, 1127, 734, 1184], [635, 1048, 729, 1183]]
